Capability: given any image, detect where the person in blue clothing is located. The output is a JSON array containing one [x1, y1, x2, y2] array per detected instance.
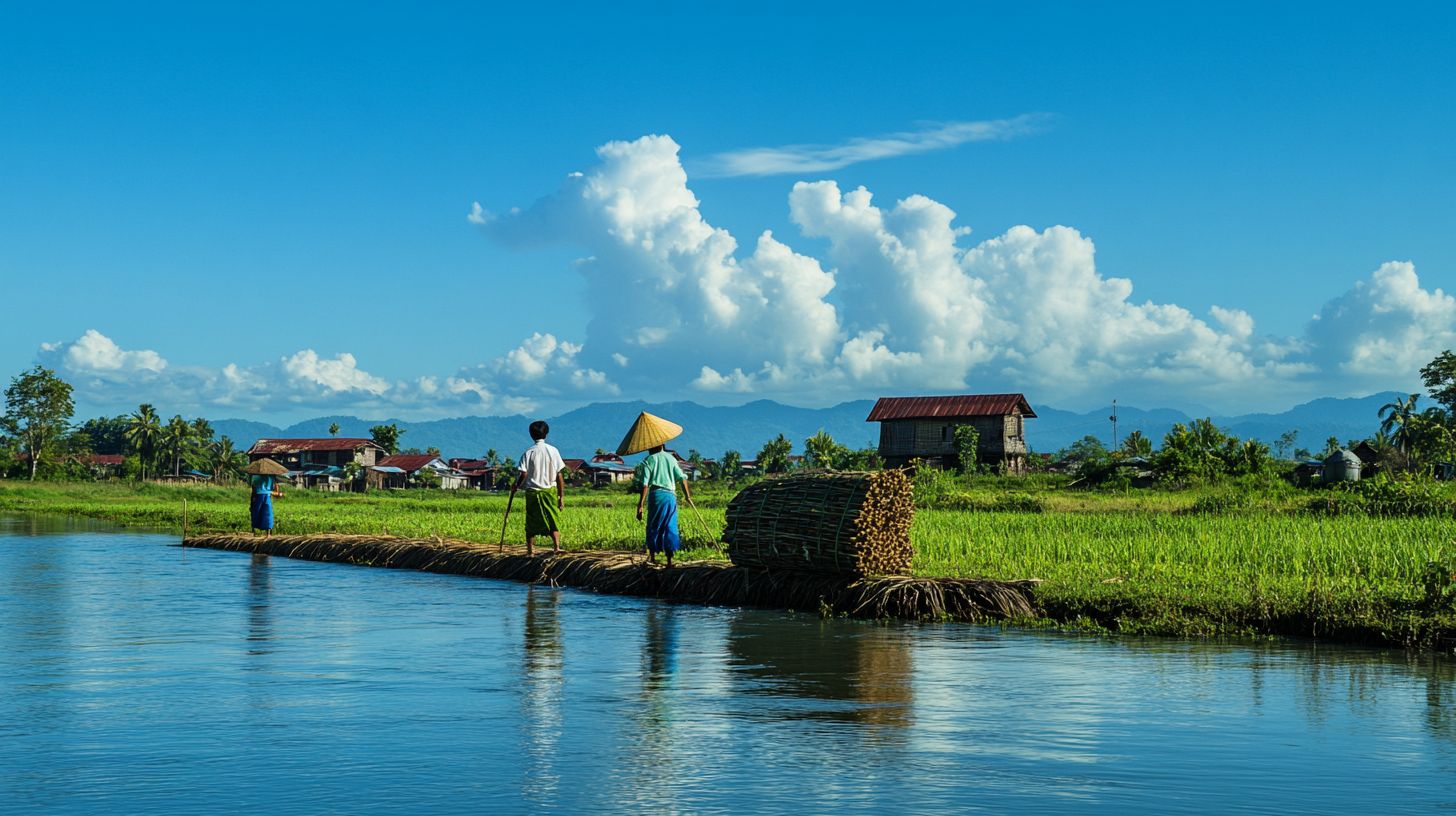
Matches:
[[634, 444, 693, 567], [244, 459, 286, 536], [618, 411, 691, 567]]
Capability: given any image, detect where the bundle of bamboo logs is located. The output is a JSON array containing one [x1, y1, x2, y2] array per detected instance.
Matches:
[[723, 470, 915, 576]]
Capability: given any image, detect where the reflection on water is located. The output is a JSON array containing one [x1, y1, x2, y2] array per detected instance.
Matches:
[[2, 516, 1455, 815], [630, 604, 679, 793], [728, 617, 913, 730], [520, 586, 562, 804], [246, 554, 272, 658]]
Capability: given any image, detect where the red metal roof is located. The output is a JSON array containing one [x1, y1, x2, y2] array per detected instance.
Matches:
[[562, 458, 586, 471], [865, 394, 1036, 422], [247, 438, 381, 454], [86, 454, 125, 465], [448, 458, 495, 470], [376, 454, 441, 472]]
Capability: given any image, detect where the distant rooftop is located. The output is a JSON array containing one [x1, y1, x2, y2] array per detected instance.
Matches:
[[866, 394, 1036, 422]]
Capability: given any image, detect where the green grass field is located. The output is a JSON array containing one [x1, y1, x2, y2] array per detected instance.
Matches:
[[3, 478, 1454, 648]]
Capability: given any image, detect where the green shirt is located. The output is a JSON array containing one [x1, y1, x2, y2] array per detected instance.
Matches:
[[634, 451, 687, 491]]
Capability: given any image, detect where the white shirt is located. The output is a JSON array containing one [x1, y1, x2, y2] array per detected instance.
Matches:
[[518, 440, 565, 490]]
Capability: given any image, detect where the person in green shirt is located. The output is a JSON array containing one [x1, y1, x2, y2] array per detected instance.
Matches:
[[634, 445, 692, 567]]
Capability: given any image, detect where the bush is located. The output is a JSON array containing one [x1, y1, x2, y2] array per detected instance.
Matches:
[[912, 462, 959, 509], [989, 493, 1046, 513], [1189, 492, 1252, 514], [927, 491, 1046, 513], [1343, 475, 1454, 518], [1305, 492, 1366, 516]]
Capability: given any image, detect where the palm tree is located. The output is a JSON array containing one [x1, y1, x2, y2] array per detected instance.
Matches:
[[161, 415, 192, 477], [124, 403, 161, 480], [329, 422, 340, 437], [1121, 430, 1153, 458], [1379, 393, 1420, 455], [208, 436, 247, 482]]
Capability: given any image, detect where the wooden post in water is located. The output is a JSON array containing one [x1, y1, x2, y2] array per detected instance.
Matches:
[[182, 498, 188, 540]]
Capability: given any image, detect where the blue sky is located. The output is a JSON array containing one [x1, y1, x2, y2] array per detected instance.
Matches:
[[2, 2, 1452, 421]]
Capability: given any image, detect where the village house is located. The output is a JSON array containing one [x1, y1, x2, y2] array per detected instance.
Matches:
[[374, 454, 469, 489], [247, 438, 385, 470], [447, 458, 501, 490], [246, 438, 387, 490], [561, 458, 592, 487], [866, 393, 1036, 473], [583, 452, 635, 485]]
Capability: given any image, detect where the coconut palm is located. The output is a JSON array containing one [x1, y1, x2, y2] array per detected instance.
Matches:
[[123, 403, 162, 480], [1121, 430, 1153, 458], [1378, 393, 1420, 455], [160, 415, 192, 477], [208, 436, 247, 482]]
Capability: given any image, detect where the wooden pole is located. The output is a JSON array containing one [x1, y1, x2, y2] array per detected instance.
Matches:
[[182, 498, 188, 541], [683, 493, 719, 549]]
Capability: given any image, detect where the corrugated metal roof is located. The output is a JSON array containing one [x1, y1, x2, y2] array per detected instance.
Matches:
[[448, 458, 494, 470], [248, 438, 380, 454], [865, 394, 1037, 422], [370, 466, 406, 474], [585, 461, 635, 473], [376, 454, 441, 472]]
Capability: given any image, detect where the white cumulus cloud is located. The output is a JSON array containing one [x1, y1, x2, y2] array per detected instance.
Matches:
[[37, 134, 1453, 420], [475, 134, 1451, 411]]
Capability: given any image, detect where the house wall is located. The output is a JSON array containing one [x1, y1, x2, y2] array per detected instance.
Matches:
[[877, 411, 1028, 471]]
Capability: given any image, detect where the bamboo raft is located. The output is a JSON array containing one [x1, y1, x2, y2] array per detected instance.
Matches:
[[182, 534, 1039, 623]]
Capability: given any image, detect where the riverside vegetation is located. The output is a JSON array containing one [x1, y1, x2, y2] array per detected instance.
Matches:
[[4, 473, 1455, 650]]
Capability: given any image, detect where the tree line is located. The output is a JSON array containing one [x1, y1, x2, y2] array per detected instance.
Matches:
[[0, 366, 250, 481], [1053, 349, 1456, 485], [7, 348, 1452, 486]]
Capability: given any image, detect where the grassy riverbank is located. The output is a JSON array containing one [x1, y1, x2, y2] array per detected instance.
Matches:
[[3, 479, 1454, 650]]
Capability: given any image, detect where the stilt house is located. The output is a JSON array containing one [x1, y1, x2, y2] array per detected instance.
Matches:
[[866, 393, 1036, 473]]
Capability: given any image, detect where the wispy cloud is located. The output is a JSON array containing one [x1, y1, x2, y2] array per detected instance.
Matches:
[[692, 114, 1053, 178]]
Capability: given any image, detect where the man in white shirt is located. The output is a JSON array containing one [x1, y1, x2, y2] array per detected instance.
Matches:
[[510, 420, 566, 555]]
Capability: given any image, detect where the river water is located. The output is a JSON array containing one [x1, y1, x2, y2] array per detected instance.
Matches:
[[2, 515, 1454, 814]]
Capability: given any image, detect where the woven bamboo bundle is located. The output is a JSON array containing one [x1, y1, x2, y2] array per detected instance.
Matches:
[[723, 471, 915, 576], [183, 533, 1035, 623]]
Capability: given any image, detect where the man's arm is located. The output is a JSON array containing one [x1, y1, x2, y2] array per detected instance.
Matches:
[[636, 485, 648, 521], [556, 472, 565, 510]]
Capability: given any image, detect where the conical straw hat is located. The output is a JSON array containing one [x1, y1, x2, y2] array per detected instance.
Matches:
[[616, 411, 683, 456], [243, 457, 289, 476]]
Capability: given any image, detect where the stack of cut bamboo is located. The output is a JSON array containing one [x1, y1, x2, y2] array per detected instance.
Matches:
[[723, 470, 914, 576]]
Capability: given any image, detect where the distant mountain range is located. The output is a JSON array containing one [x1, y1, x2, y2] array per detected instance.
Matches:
[[211, 391, 1406, 461]]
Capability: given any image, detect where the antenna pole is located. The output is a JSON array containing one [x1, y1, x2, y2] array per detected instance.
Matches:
[[1110, 399, 1119, 451]]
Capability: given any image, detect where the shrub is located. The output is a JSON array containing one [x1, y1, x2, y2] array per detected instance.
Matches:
[[1344, 475, 1455, 518], [1421, 552, 1456, 610], [989, 493, 1047, 513], [1305, 492, 1365, 516], [1189, 492, 1252, 514], [911, 462, 959, 509]]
